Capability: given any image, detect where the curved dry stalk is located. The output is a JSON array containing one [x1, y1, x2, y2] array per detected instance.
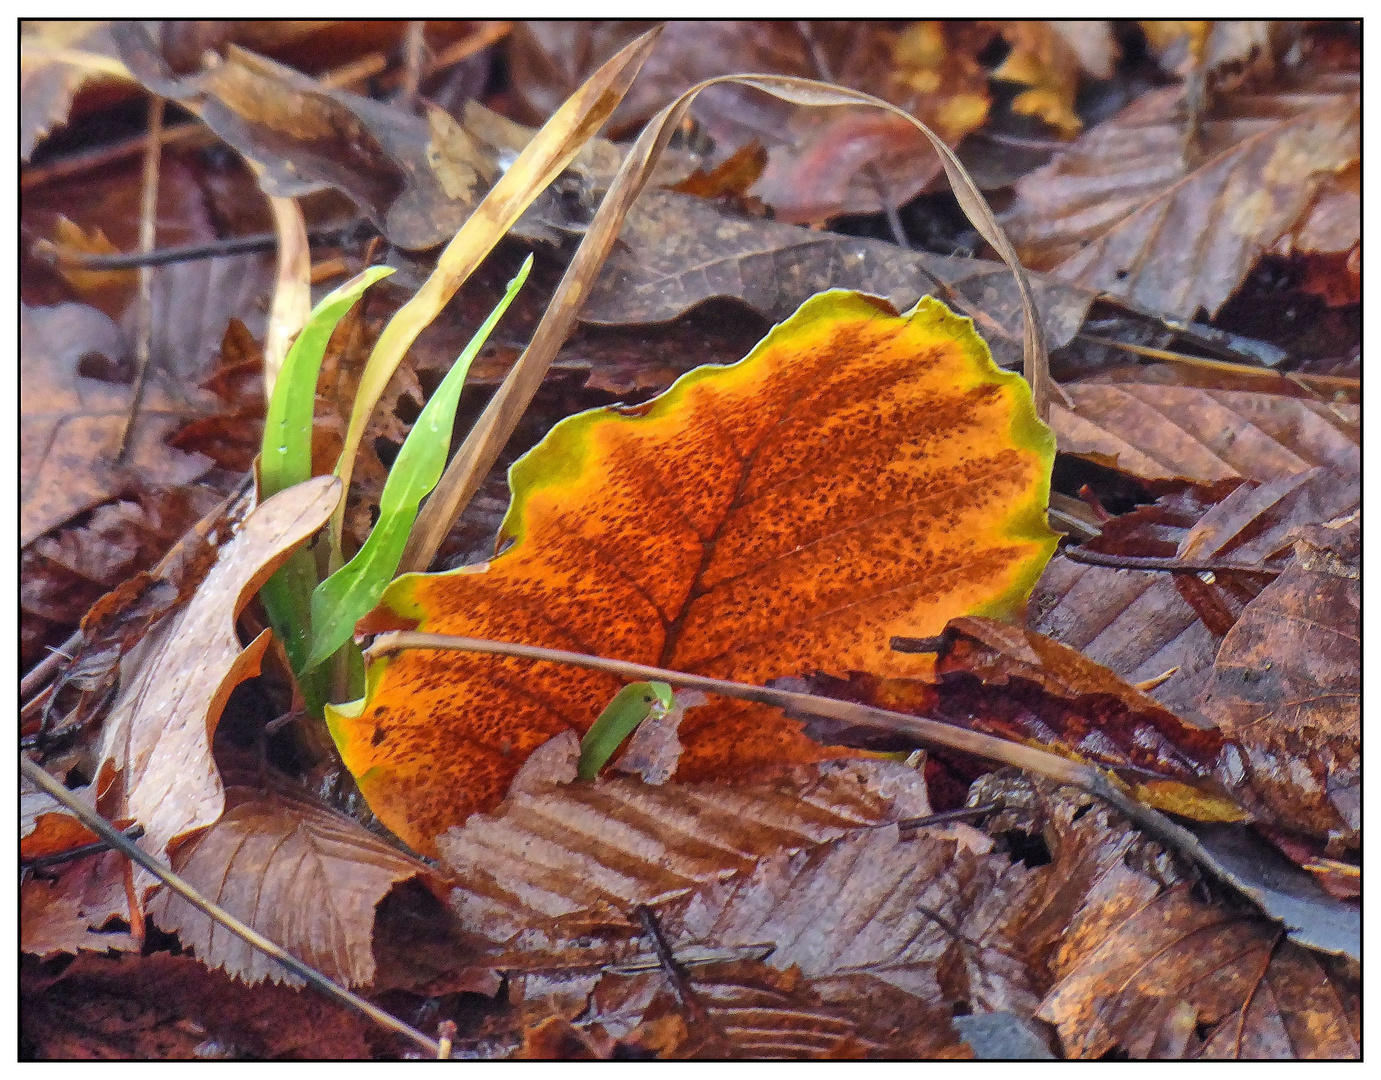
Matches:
[[327, 25, 663, 570], [402, 71, 1062, 574], [262, 195, 312, 401], [20, 755, 441, 1057]]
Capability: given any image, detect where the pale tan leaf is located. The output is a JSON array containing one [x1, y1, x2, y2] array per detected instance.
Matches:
[[148, 769, 439, 988], [95, 476, 340, 881]]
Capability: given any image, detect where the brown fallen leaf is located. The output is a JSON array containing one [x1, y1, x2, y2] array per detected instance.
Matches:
[[1197, 518, 1359, 847], [583, 188, 1095, 372], [22, 775, 100, 859], [20, 950, 383, 1059], [111, 30, 500, 252], [988, 21, 1114, 137], [1054, 379, 1359, 484], [440, 754, 932, 946], [20, 21, 126, 160], [148, 767, 450, 988], [21, 302, 212, 546], [21, 849, 137, 960], [1030, 467, 1356, 725], [1039, 884, 1358, 1058], [94, 476, 340, 882], [1002, 72, 1359, 319], [506, 20, 994, 223]]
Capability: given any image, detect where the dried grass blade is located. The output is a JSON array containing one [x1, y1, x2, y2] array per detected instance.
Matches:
[[262, 195, 312, 400], [328, 25, 663, 568]]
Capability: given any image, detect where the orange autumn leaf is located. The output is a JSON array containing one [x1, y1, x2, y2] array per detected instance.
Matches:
[[330, 291, 1058, 854]]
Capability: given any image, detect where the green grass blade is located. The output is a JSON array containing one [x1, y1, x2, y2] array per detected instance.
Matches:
[[260, 265, 395, 499], [578, 682, 674, 781], [305, 256, 533, 671]]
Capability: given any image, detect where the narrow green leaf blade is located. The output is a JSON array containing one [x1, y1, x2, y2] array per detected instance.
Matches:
[[306, 256, 533, 671], [260, 265, 395, 500], [578, 682, 674, 781]]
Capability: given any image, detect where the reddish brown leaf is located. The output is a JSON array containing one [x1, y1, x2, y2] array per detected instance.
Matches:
[[1002, 74, 1359, 319], [1031, 467, 1357, 724], [506, 20, 994, 222], [148, 768, 447, 988], [1197, 518, 1359, 846], [20, 951, 383, 1059], [669, 141, 768, 203], [21, 850, 136, 960], [22, 776, 100, 859]]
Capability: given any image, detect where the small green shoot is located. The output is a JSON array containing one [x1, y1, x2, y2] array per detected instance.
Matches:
[[304, 255, 534, 670], [577, 681, 674, 781], [258, 266, 394, 692]]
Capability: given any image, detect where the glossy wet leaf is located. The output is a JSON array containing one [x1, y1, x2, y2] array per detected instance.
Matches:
[[330, 290, 1057, 852]]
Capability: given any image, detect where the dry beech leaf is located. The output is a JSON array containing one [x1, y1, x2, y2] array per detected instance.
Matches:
[[21, 302, 212, 546], [335, 291, 1056, 852], [1197, 519, 1359, 846], [148, 768, 443, 988], [95, 476, 340, 881], [1054, 380, 1359, 485], [20, 21, 125, 160], [21, 850, 136, 960], [584, 188, 1095, 374], [1030, 467, 1356, 724], [1002, 75, 1359, 318], [1039, 884, 1359, 1059], [441, 758, 932, 945]]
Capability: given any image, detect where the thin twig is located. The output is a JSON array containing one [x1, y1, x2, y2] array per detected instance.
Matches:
[[20, 755, 441, 1056], [1061, 546, 1281, 577], [115, 95, 164, 463], [634, 904, 697, 1012], [357, 632, 1292, 928], [36, 218, 374, 271], [21, 825, 145, 870], [398, 21, 427, 112]]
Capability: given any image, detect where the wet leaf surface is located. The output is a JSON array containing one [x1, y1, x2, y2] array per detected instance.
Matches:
[[1002, 73, 1359, 319], [1030, 466, 1357, 725], [336, 292, 1055, 852]]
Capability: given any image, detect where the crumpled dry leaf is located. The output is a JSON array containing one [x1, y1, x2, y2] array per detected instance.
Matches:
[[1002, 73, 1359, 319], [1030, 466, 1356, 725], [1054, 378, 1359, 485], [507, 20, 994, 223], [22, 776, 100, 859], [584, 188, 1095, 372], [441, 756, 932, 946], [149, 767, 447, 988], [94, 476, 340, 882], [21, 302, 213, 546], [1197, 518, 1359, 847]]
